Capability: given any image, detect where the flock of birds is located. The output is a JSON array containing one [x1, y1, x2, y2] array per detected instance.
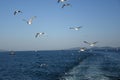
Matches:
[[13, 0, 81, 38], [12, 0, 98, 53], [14, 11, 46, 38], [57, 0, 98, 50], [79, 41, 98, 52]]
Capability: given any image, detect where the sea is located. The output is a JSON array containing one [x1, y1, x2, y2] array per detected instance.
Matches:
[[0, 50, 120, 80]]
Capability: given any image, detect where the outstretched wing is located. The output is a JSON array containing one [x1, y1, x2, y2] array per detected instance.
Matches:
[[14, 10, 22, 15], [93, 41, 98, 44], [77, 26, 82, 29], [35, 33, 39, 38], [58, 0, 60, 3], [84, 41, 90, 45], [29, 16, 36, 22], [62, 3, 71, 8], [66, 3, 71, 6], [62, 4, 65, 8], [14, 11, 17, 15]]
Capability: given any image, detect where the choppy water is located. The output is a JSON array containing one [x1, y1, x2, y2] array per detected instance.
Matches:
[[0, 50, 120, 80]]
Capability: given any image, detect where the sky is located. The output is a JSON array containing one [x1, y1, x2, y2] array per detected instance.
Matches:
[[0, 0, 120, 51]]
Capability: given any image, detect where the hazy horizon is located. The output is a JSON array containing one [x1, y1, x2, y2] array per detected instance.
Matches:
[[0, 0, 120, 51]]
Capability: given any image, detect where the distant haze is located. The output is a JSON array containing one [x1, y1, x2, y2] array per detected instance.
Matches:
[[0, 0, 120, 51]]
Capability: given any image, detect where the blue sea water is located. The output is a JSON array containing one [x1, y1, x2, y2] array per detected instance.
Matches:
[[0, 50, 120, 80]]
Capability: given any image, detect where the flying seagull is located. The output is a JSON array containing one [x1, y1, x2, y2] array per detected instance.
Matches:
[[23, 16, 36, 24], [69, 26, 82, 31], [83, 41, 98, 47], [14, 10, 22, 15], [35, 32, 45, 38], [80, 47, 86, 52], [58, 0, 67, 3], [62, 3, 71, 8]]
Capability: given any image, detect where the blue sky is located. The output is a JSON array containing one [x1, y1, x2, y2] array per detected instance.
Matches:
[[0, 0, 120, 51]]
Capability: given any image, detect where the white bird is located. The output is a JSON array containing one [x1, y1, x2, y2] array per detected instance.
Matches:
[[14, 10, 22, 15], [23, 16, 36, 24], [84, 41, 98, 47], [80, 48, 86, 52], [35, 32, 45, 38], [62, 3, 71, 8], [69, 26, 82, 31], [40, 63, 48, 67], [58, 0, 67, 3]]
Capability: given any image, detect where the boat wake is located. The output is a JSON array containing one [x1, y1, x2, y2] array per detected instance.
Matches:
[[60, 52, 120, 80]]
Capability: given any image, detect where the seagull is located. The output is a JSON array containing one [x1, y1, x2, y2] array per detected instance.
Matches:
[[58, 0, 67, 3], [80, 48, 86, 52], [62, 3, 71, 8], [40, 63, 48, 67], [14, 10, 22, 15], [69, 26, 82, 31], [83, 41, 98, 47], [23, 16, 36, 24], [35, 32, 45, 38]]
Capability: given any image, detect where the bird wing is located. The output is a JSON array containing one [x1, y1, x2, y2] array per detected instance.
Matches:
[[29, 16, 36, 22], [14, 10, 22, 15], [35, 33, 39, 38], [66, 3, 70, 6], [84, 41, 90, 45], [77, 26, 82, 29], [93, 42, 98, 44], [62, 4, 65, 8], [14, 11, 17, 15], [58, 0, 60, 3]]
